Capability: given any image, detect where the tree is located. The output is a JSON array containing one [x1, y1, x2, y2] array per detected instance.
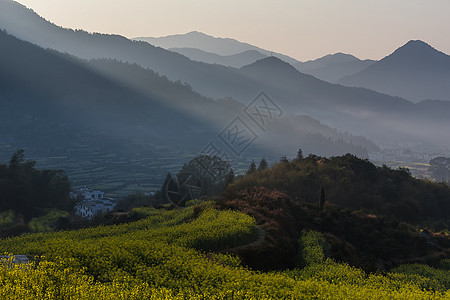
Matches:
[[280, 156, 289, 163], [258, 157, 268, 171], [9, 149, 25, 169], [295, 148, 304, 161], [224, 169, 235, 188], [247, 160, 257, 175], [9, 149, 35, 170], [319, 185, 325, 211], [0, 150, 72, 220], [178, 155, 231, 196]]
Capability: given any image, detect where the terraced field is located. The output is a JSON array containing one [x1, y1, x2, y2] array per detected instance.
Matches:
[[0, 142, 259, 199]]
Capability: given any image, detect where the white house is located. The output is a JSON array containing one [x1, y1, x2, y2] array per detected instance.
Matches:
[[73, 188, 116, 219]]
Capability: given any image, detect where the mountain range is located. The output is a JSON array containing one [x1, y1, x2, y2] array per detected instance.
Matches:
[[0, 27, 372, 161], [296, 53, 375, 83], [168, 48, 267, 68], [1, 0, 450, 167], [136, 32, 450, 104], [136, 31, 375, 83], [134, 31, 301, 66]]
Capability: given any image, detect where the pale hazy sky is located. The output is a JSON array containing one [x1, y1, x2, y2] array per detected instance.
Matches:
[[16, 0, 450, 61]]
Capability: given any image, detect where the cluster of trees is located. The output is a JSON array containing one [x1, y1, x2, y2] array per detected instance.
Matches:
[[230, 152, 450, 225], [161, 155, 233, 206], [429, 157, 450, 184], [247, 149, 304, 175], [0, 150, 72, 221]]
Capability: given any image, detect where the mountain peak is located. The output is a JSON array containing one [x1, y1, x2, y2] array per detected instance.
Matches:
[[245, 56, 292, 68], [185, 31, 211, 37], [305, 52, 360, 65], [338, 40, 450, 102], [388, 40, 446, 60], [240, 56, 308, 79], [404, 39, 431, 47]]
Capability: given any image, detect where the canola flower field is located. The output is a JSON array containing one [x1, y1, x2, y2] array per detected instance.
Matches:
[[0, 203, 449, 299]]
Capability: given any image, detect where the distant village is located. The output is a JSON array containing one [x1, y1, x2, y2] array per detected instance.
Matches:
[[71, 187, 117, 219]]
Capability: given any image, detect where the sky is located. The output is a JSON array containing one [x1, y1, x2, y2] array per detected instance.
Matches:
[[16, 0, 450, 61]]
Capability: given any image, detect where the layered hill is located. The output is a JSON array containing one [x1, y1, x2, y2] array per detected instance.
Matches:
[[295, 53, 375, 83], [168, 48, 267, 68], [339, 40, 450, 102], [0, 29, 375, 192], [0, 30, 217, 148], [1, 0, 450, 150], [137, 32, 375, 83], [134, 31, 301, 65]]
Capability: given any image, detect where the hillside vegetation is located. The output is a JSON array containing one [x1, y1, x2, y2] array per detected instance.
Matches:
[[228, 154, 450, 224], [1, 203, 449, 299]]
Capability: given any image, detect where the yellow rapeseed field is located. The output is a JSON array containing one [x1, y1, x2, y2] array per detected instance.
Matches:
[[0, 204, 448, 299]]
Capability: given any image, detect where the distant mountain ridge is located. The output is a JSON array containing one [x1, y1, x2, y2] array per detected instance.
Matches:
[[295, 53, 375, 83], [1, 0, 450, 150], [339, 40, 450, 102], [0, 29, 375, 163], [168, 47, 267, 68], [239, 56, 450, 145], [135, 31, 376, 83], [134, 31, 301, 66]]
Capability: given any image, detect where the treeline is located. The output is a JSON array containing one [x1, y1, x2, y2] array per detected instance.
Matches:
[[229, 153, 450, 225], [0, 150, 72, 221]]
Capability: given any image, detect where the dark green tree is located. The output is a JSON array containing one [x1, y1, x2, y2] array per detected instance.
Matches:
[[319, 185, 325, 211], [280, 156, 289, 163], [247, 160, 257, 175], [224, 169, 235, 188], [258, 157, 268, 171], [0, 150, 72, 220], [178, 155, 232, 196], [295, 148, 304, 161]]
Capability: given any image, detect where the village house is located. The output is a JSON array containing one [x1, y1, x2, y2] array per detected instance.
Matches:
[[72, 187, 116, 219]]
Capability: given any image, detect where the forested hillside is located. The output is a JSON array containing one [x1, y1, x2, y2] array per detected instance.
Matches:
[[229, 154, 450, 224]]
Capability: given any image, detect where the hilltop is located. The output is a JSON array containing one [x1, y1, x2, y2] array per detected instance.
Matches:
[[339, 40, 450, 102]]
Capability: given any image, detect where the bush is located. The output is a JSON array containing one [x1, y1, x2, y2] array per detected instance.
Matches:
[[0, 210, 15, 229], [28, 209, 70, 232], [298, 230, 326, 267]]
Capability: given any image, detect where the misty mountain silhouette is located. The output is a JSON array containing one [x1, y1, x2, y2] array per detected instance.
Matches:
[[0, 29, 217, 151], [240, 56, 407, 113], [0, 29, 375, 164], [168, 48, 267, 68], [1, 0, 450, 149], [134, 31, 301, 66], [0, 0, 257, 99], [339, 40, 450, 102], [136, 31, 375, 84], [296, 53, 375, 83], [240, 57, 450, 145]]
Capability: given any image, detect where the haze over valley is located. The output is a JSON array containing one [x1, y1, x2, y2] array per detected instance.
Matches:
[[1, 0, 450, 191], [1, 0, 450, 298]]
